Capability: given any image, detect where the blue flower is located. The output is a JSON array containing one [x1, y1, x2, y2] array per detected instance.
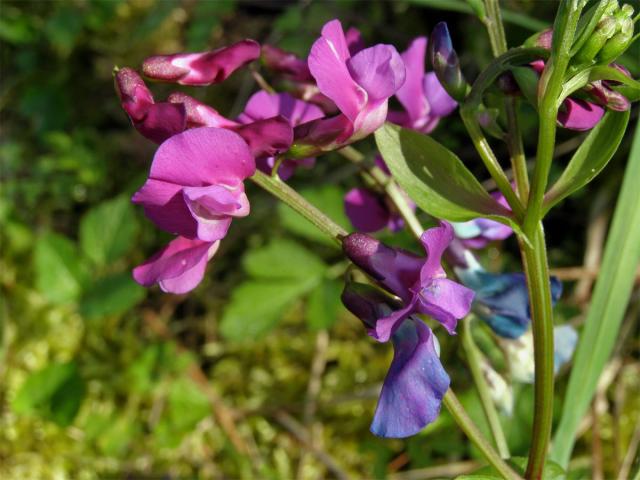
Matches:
[[341, 282, 449, 438], [456, 267, 562, 339]]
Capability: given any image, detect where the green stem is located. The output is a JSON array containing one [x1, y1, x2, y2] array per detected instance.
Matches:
[[482, 0, 529, 201], [444, 391, 521, 480], [524, 1, 583, 236], [519, 223, 555, 480], [460, 109, 525, 219], [461, 316, 510, 459], [250, 170, 348, 244]]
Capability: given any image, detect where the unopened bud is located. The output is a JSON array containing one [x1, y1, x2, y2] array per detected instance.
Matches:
[[341, 281, 399, 330], [597, 20, 634, 64], [143, 40, 260, 86], [573, 16, 617, 64], [476, 108, 504, 140], [429, 22, 468, 101], [586, 80, 631, 111]]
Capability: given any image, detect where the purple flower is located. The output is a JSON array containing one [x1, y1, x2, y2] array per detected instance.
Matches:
[[296, 19, 406, 152], [428, 22, 468, 101], [342, 222, 475, 342], [133, 236, 219, 294], [237, 91, 324, 179], [388, 37, 457, 133], [114, 67, 187, 144], [132, 127, 255, 242], [557, 98, 605, 131], [142, 40, 261, 86], [341, 282, 449, 438], [451, 190, 513, 248], [261, 44, 314, 83]]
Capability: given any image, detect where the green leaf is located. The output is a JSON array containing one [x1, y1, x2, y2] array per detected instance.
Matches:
[[278, 185, 349, 246], [375, 124, 510, 222], [306, 278, 343, 331], [457, 457, 565, 479], [243, 239, 326, 280], [79, 272, 146, 319], [220, 280, 317, 341], [34, 232, 87, 304], [544, 110, 630, 213], [551, 120, 640, 467], [79, 195, 138, 267], [12, 362, 86, 426]]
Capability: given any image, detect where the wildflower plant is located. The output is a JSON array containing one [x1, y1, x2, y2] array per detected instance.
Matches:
[[115, 1, 640, 478]]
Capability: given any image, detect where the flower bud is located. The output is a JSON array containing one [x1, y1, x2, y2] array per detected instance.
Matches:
[[114, 67, 154, 121], [142, 39, 261, 86], [573, 16, 617, 64], [597, 17, 634, 64], [585, 80, 631, 111], [476, 108, 505, 140], [428, 22, 468, 101]]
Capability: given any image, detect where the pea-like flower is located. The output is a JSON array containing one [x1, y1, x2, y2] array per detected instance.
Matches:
[[341, 282, 449, 438], [132, 127, 255, 243], [114, 67, 187, 144], [294, 19, 406, 153], [142, 39, 261, 86], [343, 222, 475, 342], [388, 36, 457, 133], [237, 90, 324, 179]]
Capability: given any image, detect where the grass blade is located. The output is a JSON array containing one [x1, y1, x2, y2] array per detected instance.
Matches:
[[551, 120, 640, 467]]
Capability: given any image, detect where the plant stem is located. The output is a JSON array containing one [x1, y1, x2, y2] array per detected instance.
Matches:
[[524, 1, 583, 236], [482, 0, 530, 201], [461, 316, 510, 459], [250, 170, 348, 244], [518, 223, 555, 480], [459, 109, 525, 219], [444, 391, 522, 480]]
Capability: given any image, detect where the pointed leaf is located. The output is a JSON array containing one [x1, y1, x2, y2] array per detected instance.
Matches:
[[544, 110, 630, 213], [375, 123, 511, 222]]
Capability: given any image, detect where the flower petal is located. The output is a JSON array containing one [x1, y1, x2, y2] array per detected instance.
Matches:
[[133, 237, 219, 294], [346, 44, 406, 103], [422, 72, 457, 117], [143, 40, 260, 86], [238, 91, 324, 125], [232, 116, 293, 159], [553, 325, 578, 374], [148, 127, 256, 186], [132, 179, 198, 238], [371, 318, 449, 438], [416, 277, 474, 334], [419, 221, 454, 283], [308, 19, 367, 124], [558, 98, 605, 131], [395, 37, 429, 123], [344, 188, 391, 233], [167, 92, 238, 129]]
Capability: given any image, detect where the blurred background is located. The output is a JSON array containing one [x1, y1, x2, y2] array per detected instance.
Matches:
[[1, 1, 638, 478]]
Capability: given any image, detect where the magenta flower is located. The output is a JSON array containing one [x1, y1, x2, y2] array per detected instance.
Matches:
[[342, 282, 449, 438], [388, 37, 457, 133], [237, 90, 324, 178], [142, 40, 261, 86], [295, 19, 405, 152], [133, 236, 219, 294], [343, 222, 475, 342], [451, 190, 513, 248], [114, 68, 187, 144], [132, 127, 255, 242]]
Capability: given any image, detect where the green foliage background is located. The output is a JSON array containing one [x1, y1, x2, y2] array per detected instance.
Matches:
[[1, 1, 638, 478]]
